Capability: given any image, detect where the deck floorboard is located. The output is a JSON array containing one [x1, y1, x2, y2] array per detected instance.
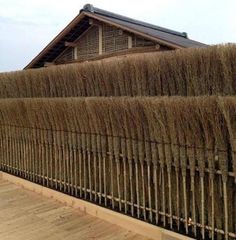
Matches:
[[0, 179, 150, 240]]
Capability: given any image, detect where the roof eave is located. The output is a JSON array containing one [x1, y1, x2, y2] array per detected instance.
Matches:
[[24, 12, 86, 69]]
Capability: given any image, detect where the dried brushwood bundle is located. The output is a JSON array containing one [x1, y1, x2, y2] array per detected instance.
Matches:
[[217, 97, 236, 182], [119, 99, 134, 215], [144, 99, 167, 226], [99, 99, 116, 208], [126, 99, 144, 219], [162, 99, 181, 229], [87, 98, 106, 203], [172, 99, 189, 234], [85, 101, 98, 201], [183, 98, 205, 237], [152, 98, 173, 227], [107, 99, 125, 211], [140, 98, 161, 225], [207, 99, 231, 239], [196, 97, 216, 238], [138, 101, 153, 222]]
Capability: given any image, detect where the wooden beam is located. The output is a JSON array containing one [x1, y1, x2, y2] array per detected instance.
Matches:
[[65, 41, 77, 47], [74, 46, 162, 64], [98, 25, 103, 55], [89, 18, 94, 25], [89, 18, 102, 26], [53, 45, 163, 66], [128, 36, 132, 49], [74, 47, 78, 60], [44, 62, 55, 67]]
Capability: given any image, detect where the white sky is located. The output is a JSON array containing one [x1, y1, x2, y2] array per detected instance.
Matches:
[[0, 0, 236, 72]]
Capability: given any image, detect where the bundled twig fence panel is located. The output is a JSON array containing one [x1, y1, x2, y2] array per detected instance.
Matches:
[[0, 97, 235, 240], [0, 45, 236, 98]]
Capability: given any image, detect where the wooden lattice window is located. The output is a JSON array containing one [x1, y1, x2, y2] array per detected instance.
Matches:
[[102, 25, 129, 53], [76, 25, 99, 60]]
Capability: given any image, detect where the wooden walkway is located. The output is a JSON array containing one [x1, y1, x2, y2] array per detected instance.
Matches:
[[0, 179, 150, 240]]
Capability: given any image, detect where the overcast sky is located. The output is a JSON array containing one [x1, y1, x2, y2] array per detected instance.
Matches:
[[0, 0, 235, 72]]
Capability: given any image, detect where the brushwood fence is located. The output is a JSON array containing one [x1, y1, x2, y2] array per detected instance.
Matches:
[[0, 44, 236, 98], [0, 97, 235, 240]]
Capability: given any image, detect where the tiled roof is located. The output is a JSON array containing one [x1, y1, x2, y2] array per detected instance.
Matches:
[[82, 5, 206, 48]]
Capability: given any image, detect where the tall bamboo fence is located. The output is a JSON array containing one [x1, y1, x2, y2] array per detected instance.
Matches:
[[0, 97, 235, 240]]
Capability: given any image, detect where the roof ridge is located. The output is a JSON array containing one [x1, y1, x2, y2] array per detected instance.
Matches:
[[81, 4, 188, 38]]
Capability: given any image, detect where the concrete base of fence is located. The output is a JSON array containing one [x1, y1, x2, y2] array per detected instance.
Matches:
[[0, 171, 194, 240]]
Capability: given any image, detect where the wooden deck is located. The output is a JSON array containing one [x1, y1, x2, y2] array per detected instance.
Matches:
[[0, 179, 150, 240]]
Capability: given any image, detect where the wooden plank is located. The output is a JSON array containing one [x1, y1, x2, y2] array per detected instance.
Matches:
[[99, 25, 103, 55], [0, 177, 150, 240], [44, 62, 55, 67], [128, 36, 132, 49], [73, 47, 78, 60], [0, 171, 194, 240]]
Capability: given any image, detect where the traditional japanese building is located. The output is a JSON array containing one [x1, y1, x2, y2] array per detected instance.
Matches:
[[25, 4, 207, 69]]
